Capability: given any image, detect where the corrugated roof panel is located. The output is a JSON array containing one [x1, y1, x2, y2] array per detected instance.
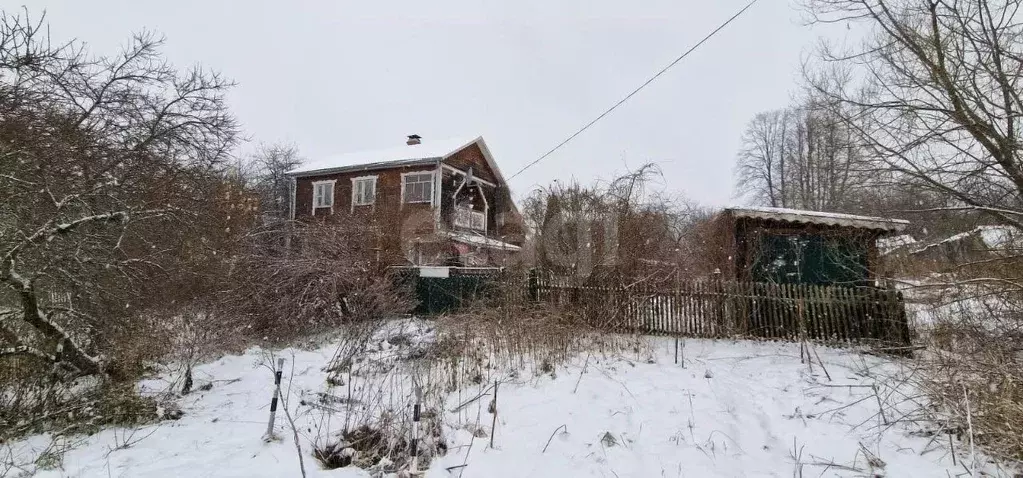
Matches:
[[726, 206, 909, 232]]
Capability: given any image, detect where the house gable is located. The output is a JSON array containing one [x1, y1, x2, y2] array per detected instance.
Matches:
[[442, 142, 499, 185]]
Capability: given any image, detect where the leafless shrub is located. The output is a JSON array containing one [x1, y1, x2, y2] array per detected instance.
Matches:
[[224, 220, 416, 343], [913, 288, 1023, 464], [523, 163, 714, 282], [0, 377, 160, 442], [429, 278, 647, 382], [312, 347, 448, 473]]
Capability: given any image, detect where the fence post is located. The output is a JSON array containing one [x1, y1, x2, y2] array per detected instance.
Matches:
[[894, 290, 911, 346], [410, 376, 423, 472], [263, 357, 285, 441]]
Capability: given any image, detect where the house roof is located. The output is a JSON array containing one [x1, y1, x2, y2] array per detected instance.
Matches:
[[286, 136, 507, 184], [912, 224, 1020, 255], [725, 206, 909, 232], [877, 234, 918, 255]]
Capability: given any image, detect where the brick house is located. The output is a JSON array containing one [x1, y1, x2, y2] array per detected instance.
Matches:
[[287, 135, 525, 267]]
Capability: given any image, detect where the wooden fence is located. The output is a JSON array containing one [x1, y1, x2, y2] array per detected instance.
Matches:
[[528, 273, 911, 346]]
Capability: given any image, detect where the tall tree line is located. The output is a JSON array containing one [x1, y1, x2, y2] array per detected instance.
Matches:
[[735, 100, 872, 212]]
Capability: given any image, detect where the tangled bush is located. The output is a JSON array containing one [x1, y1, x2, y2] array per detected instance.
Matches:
[[917, 288, 1023, 463], [224, 220, 416, 343]]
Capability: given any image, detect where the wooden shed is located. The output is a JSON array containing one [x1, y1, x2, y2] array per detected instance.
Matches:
[[712, 207, 909, 286]]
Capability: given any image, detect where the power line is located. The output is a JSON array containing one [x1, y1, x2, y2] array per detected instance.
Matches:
[[508, 0, 761, 180]]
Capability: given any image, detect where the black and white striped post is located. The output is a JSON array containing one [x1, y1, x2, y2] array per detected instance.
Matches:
[[410, 374, 423, 473], [264, 358, 285, 441]]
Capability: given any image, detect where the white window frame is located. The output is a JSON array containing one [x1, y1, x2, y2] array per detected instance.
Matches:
[[401, 171, 435, 205], [351, 175, 377, 211], [311, 180, 336, 215]]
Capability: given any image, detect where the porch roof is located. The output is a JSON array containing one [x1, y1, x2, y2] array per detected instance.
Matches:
[[444, 231, 522, 252]]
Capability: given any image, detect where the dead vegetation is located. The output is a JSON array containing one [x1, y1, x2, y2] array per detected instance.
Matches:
[[288, 284, 649, 476], [224, 220, 416, 344], [911, 287, 1023, 464]]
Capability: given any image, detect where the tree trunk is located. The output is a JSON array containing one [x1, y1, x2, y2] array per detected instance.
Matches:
[[17, 283, 103, 376]]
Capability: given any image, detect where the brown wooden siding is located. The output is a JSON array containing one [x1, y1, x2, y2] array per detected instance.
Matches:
[[443, 143, 498, 184], [294, 164, 438, 265]]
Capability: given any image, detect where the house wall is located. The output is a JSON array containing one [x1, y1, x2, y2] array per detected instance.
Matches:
[[293, 164, 438, 265]]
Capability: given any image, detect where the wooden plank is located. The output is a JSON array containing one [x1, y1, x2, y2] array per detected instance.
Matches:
[[690, 281, 699, 337], [740, 281, 751, 336], [798, 284, 808, 341], [839, 286, 853, 344], [691, 280, 699, 336], [811, 283, 824, 342], [699, 281, 709, 337], [781, 284, 789, 339], [789, 283, 800, 341], [755, 282, 766, 338], [804, 284, 817, 341], [715, 280, 725, 338], [819, 284, 832, 343], [673, 283, 681, 335], [786, 283, 797, 341], [687, 280, 696, 336], [850, 286, 864, 343]]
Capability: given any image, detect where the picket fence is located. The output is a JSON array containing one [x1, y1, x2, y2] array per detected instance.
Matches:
[[528, 274, 911, 346]]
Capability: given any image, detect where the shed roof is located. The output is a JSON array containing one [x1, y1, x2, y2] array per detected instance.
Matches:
[[725, 206, 909, 232], [287, 136, 500, 179]]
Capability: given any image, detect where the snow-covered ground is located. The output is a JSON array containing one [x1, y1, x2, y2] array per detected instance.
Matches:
[[6, 321, 1014, 477]]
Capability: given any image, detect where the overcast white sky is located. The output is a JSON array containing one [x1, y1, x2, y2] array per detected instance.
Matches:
[[2, 0, 849, 206]]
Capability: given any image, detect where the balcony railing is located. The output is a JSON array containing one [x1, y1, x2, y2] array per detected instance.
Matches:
[[454, 206, 486, 231]]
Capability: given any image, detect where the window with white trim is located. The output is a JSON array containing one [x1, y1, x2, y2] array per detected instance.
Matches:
[[352, 177, 376, 206], [312, 181, 334, 210], [454, 206, 487, 231], [403, 172, 434, 204]]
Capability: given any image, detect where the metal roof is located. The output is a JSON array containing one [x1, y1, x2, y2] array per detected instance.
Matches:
[[287, 136, 481, 177], [725, 206, 909, 232]]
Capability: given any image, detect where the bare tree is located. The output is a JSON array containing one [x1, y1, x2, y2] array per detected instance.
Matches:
[[804, 0, 1023, 227], [735, 100, 869, 212], [249, 143, 303, 221], [0, 11, 241, 377], [736, 109, 790, 207], [526, 164, 707, 282], [800, 0, 1023, 461]]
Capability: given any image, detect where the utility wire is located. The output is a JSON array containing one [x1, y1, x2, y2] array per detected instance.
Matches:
[[508, 0, 761, 180]]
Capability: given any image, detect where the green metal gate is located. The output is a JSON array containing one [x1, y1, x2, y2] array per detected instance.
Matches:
[[391, 267, 503, 315]]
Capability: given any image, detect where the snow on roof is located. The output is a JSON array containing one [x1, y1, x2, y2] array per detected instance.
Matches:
[[287, 136, 481, 176], [877, 234, 917, 254], [913, 224, 1021, 254], [444, 231, 522, 252], [976, 225, 1018, 249], [726, 206, 909, 232]]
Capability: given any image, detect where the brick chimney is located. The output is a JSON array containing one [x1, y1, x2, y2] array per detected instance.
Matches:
[[406, 134, 421, 146]]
